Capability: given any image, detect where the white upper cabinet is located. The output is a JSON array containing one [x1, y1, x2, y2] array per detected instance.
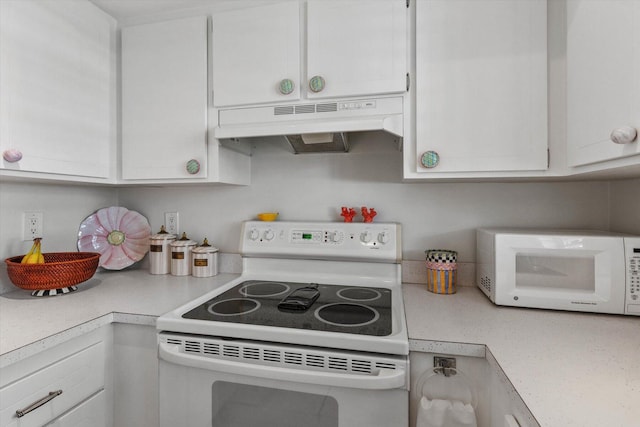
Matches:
[[0, 0, 114, 181], [212, 0, 408, 108], [121, 17, 208, 180], [212, 3, 301, 107], [305, 0, 408, 100], [410, 0, 548, 176], [567, 0, 640, 167]]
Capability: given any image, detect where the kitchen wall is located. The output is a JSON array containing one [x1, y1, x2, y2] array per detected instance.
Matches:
[[1, 134, 636, 295], [609, 178, 640, 235], [120, 132, 613, 259], [0, 181, 117, 293]]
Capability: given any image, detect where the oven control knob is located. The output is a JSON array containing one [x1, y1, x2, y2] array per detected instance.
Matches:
[[360, 230, 372, 243], [377, 231, 390, 244], [248, 228, 259, 241], [263, 229, 275, 241], [327, 231, 343, 243]]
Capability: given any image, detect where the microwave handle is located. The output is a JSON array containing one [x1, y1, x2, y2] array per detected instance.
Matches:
[[159, 342, 406, 390]]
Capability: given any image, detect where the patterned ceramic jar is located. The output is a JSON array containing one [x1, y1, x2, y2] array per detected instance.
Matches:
[[425, 249, 458, 294]]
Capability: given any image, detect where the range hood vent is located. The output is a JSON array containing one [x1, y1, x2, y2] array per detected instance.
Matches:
[[285, 132, 349, 154], [214, 96, 404, 142]]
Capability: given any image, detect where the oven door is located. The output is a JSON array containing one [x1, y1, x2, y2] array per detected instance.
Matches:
[[158, 333, 409, 427]]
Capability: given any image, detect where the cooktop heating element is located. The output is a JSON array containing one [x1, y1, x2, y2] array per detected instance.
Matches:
[[182, 280, 392, 336]]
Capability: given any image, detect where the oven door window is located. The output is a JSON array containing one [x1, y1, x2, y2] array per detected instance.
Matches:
[[212, 381, 338, 427]]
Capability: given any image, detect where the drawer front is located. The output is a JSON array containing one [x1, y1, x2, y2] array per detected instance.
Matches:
[[44, 390, 106, 427], [1, 342, 105, 427]]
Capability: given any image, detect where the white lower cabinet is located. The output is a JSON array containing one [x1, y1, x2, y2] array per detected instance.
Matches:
[[44, 391, 107, 427], [409, 351, 537, 427], [112, 323, 158, 427], [0, 326, 113, 427]]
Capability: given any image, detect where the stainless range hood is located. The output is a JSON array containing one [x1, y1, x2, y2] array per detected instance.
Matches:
[[214, 96, 404, 153]]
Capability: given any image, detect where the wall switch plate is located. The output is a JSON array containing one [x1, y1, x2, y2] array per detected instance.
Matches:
[[23, 212, 43, 241], [164, 212, 179, 235]]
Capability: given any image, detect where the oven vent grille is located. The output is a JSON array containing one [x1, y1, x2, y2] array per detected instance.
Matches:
[[161, 335, 406, 377]]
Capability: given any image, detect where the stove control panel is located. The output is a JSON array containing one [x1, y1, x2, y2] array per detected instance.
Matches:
[[241, 221, 401, 262]]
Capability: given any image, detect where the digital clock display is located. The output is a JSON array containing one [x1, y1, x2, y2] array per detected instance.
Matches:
[[302, 233, 313, 240]]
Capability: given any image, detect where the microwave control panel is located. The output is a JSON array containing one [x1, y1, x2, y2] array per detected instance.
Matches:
[[625, 238, 640, 315]]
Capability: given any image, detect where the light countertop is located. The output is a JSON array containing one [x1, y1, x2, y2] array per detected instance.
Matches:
[[0, 269, 239, 366], [403, 283, 640, 427], [1, 272, 639, 427]]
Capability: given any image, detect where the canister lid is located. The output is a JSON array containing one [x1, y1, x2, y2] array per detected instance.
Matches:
[[150, 226, 177, 242], [192, 238, 219, 254], [425, 249, 457, 263], [170, 232, 196, 248]]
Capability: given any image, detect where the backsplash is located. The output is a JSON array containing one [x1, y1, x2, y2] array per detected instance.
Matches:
[[1, 136, 638, 296]]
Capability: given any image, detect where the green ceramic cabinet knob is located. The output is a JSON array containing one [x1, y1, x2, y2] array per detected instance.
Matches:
[[308, 75, 325, 93], [279, 78, 295, 95], [420, 151, 440, 169], [186, 159, 200, 175]]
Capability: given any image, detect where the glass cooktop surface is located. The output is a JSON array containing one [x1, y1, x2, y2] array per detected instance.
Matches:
[[182, 280, 393, 336]]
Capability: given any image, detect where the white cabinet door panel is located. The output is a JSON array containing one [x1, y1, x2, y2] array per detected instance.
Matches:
[[306, 0, 407, 99], [567, 0, 640, 167], [415, 0, 548, 173], [44, 391, 106, 427], [0, 0, 112, 179], [121, 16, 208, 180], [211, 3, 300, 107]]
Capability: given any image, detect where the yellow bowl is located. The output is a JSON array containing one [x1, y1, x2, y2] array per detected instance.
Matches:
[[257, 212, 279, 221]]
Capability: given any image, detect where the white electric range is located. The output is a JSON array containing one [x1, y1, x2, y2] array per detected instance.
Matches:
[[157, 221, 409, 427]]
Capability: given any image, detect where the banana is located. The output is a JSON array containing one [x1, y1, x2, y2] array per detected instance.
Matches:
[[21, 239, 38, 264], [23, 238, 45, 264]]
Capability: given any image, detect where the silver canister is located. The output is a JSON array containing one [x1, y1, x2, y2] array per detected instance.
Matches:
[[149, 226, 177, 275], [191, 238, 219, 278], [170, 232, 197, 276]]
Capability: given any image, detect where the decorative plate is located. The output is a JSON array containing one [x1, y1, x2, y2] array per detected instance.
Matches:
[[77, 207, 151, 270]]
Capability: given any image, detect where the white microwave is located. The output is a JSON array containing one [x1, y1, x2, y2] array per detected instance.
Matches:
[[476, 228, 640, 316]]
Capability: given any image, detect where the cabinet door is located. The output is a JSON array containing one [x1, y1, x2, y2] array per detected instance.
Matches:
[[211, 3, 300, 107], [0, 0, 112, 179], [44, 391, 106, 427], [306, 0, 407, 99], [415, 0, 548, 173], [122, 17, 208, 180], [567, 0, 640, 167]]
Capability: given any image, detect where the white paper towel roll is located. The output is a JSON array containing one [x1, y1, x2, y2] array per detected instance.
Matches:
[[416, 397, 477, 427]]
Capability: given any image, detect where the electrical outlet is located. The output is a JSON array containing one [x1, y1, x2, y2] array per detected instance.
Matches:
[[164, 212, 179, 235], [23, 212, 43, 241]]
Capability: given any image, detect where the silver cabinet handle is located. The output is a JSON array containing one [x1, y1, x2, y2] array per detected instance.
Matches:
[[610, 126, 638, 144], [15, 390, 63, 418]]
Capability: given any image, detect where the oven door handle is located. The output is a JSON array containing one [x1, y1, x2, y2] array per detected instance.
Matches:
[[159, 343, 407, 390]]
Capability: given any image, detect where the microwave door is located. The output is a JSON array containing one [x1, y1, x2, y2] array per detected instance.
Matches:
[[496, 237, 626, 314]]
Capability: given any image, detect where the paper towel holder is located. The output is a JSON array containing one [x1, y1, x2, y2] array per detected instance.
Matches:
[[413, 357, 478, 409], [434, 356, 457, 377]]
